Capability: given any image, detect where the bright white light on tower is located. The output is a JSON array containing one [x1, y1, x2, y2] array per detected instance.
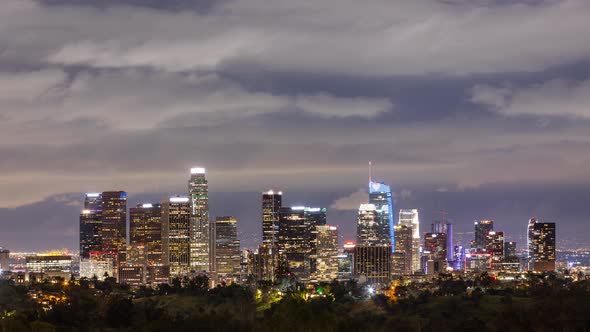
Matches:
[[190, 167, 206, 174], [86, 193, 100, 197], [169, 197, 189, 203], [359, 203, 376, 211], [142, 203, 154, 208]]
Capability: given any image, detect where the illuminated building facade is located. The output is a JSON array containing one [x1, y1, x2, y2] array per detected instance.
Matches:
[[423, 233, 447, 273], [26, 253, 72, 280], [486, 231, 504, 267], [398, 209, 421, 273], [100, 191, 127, 258], [353, 245, 392, 286], [262, 190, 282, 247], [452, 245, 466, 271], [357, 204, 381, 246], [130, 203, 165, 265], [337, 242, 355, 280], [188, 167, 210, 272], [315, 225, 339, 282], [473, 220, 494, 251], [79, 193, 102, 259], [214, 216, 241, 283], [163, 197, 191, 275], [247, 245, 276, 282], [369, 181, 394, 248], [528, 219, 556, 272], [278, 206, 327, 281], [79, 253, 113, 280], [393, 224, 412, 275], [504, 241, 518, 262], [0, 248, 10, 273]]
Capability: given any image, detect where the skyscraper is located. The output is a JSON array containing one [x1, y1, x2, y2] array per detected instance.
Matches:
[[423, 232, 447, 273], [129, 203, 165, 266], [357, 204, 381, 246], [0, 248, 10, 273], [188, 167, 210, 272], [80, 193, 103, 259], [315, 225, 339, 282], [262, 190, 282, 247], [369, 181, 394, 248], [486, 231, 504, 268], [353, 245, 392, 286], [393, 224, 412, 275], [214, 216, 241, 283], [278, 206, 327, 281], [528, 219, 556, 272], [163, 196, 191, 275], [527, 218, 537, 264], [504, 241, 517, 261], [398, 209, 421, 273], [473, 220, 494, 251], [100, 191, 127, 258]]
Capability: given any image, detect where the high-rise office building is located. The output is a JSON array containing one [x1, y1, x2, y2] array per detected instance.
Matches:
[[315, 225, 339, 282], [0, 248, 10, 273], [118, 244, 147, 286], [393, 224, 412, 275], [369, 181, 394, 248], [528, 219, 556, 272], [337, 242, 355, 280], [431, 220, 454, 268], [80, 193, 103, 259], [101, 191, 127, 259], [130, 203, 165, 266], [188, 167, 210, 272], [262, 190, 282, 247], [353, 245, 392, 286], [247, 244, 276, 282], [398, 209, 421, 273], [214, 216, 241, 283], [357, 204, 382, 246], [473, 220, 494, 251], [504, 241, 517, 261], [452, 245, 466, 271], [277, 206, 326, 281], [527, 218, 537, 264], [423, 232, 447, 273], [486, 231, 504, 266], [163, 196, 191, 275]]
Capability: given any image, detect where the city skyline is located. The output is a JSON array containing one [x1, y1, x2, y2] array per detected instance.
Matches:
[[0, 174, 574, 252]]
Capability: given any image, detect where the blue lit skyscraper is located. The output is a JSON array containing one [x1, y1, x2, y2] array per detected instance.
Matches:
[[369, 181, 394, 250]]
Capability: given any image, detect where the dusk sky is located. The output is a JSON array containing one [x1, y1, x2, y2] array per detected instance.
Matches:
[[1, 0, 590, 251]]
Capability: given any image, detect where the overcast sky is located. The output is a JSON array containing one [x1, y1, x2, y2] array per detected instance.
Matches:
[[1, 0, 589, 251]]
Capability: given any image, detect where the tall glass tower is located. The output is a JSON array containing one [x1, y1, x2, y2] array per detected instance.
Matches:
[[262, 190, 282, 247], [80, 193, 103, 259], [188, 167, 210, 272], [398, 209, 420, 273], [369, 181, 395, 250], [100, 191, 127, 257]]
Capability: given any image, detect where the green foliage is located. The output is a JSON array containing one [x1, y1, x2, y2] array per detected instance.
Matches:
[[2, 277, 590, 331]]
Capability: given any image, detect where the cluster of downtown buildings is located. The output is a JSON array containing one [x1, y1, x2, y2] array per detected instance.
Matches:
[[0, 168, 557, 289]]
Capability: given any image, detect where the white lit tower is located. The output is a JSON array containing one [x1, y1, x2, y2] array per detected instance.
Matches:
[[189, 167, 210, 272]]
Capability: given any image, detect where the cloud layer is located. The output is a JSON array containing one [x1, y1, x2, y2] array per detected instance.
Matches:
[[0, 0, 590, 249]]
